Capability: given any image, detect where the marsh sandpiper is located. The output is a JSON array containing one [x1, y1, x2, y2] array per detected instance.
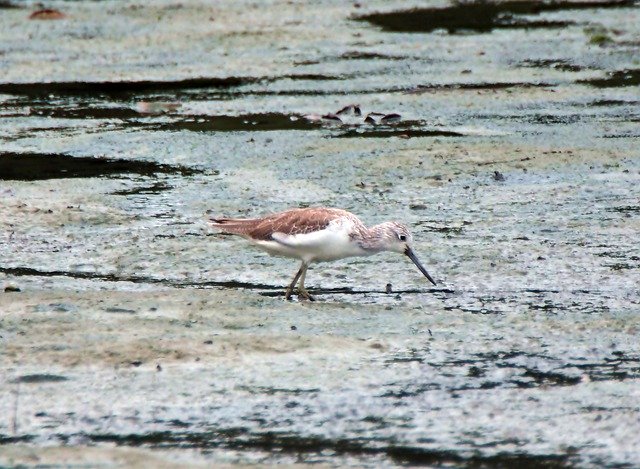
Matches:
[[209, 207, 436, 300]]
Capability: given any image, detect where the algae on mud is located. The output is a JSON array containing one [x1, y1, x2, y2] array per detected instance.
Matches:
[[1, 0, 640, 467]]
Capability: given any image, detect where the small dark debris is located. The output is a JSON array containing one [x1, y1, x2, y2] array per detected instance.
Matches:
[[13, 374, 68, 383], [203, 340, 213, 345], [130, 361, 143, 367], [336, 104, 361, 116], [4, 285, 20, 292], [493, 171, 505, 181], [381, 113, 402, 124], [321, 113, 342, 123], [290, 325, 297, 331], [156, 364, 162, 372], [29, 8, 65, 20], [385, 283, 393, 294], [104, 307, 137, 314]]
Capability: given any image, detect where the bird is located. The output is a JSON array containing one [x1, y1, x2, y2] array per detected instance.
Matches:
[[209, 207, 436, 300]]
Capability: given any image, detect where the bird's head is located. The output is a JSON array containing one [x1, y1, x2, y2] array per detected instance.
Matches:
[[373, 222, 437, 286]]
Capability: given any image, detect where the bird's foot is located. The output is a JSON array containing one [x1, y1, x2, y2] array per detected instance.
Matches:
[[284, 288, 315, 301], [297, 288, 315, 301], [285, 288, 294, 301]]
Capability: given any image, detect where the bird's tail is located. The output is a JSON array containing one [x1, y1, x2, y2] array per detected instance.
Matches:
[[209, 216, 257, 237]]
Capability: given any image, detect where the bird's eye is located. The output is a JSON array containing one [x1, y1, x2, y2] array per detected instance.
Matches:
[[399, 234, 407, 242]]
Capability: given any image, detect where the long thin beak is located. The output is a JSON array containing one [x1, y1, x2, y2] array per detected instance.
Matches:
[[405, 247, 437, 286]]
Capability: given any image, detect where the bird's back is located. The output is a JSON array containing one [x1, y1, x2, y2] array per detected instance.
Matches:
[[210, 207, 360, 241]]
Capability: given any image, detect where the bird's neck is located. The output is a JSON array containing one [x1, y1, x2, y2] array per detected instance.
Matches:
[[356, 224, 388, 253]]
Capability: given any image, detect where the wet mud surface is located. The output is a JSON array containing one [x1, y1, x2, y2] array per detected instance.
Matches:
[[1, 0, 639, 467]]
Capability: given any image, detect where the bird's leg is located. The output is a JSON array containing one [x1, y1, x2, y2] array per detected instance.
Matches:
[[297, 263, 315, 301], [285, 263, 305, 300]]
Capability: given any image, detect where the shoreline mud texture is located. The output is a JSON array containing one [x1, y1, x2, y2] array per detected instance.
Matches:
[[1, 0, 639, 467]]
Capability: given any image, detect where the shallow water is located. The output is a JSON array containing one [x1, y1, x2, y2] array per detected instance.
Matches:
[[1, 0, 639, 467]]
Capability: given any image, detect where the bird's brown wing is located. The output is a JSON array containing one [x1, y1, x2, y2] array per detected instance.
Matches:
[[210, 207, 354, 240]]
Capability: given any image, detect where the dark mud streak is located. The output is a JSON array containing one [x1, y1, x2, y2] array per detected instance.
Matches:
[[384, 350, 639, 396], [565, 357, 640, 381], [340, 51, 408, 60], [578, 69, 640, 88], [0, 77, 257, 97], [0, 435, 35, 444], [155, 84, 408, 99], [408, 82, 554, 94], [590, 99, 639, 106], [0, 152, 201, 181], [279, 73, 345, 81], [6, 107, 330, 133], [258, 287, 450, 297], [0, 266, 451, 295], [515, 369, 582, 388], [153, 113, 321, 132], [111, 182, 173, 196], [356, 0, 636, 33], [0, 266, 279, 291], [204, 87, 409, 98], [334, 129, 465, 138], [389, 447, 571, 468], [28, 106, 142, 120], [84, 430, 571, 468], [0, 74, 344, 98], [518, 59, 587, 72], [528, 114, 584, 124]]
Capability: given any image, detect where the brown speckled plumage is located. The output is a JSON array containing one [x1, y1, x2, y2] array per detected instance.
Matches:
[[210, 207, 361, 241]]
